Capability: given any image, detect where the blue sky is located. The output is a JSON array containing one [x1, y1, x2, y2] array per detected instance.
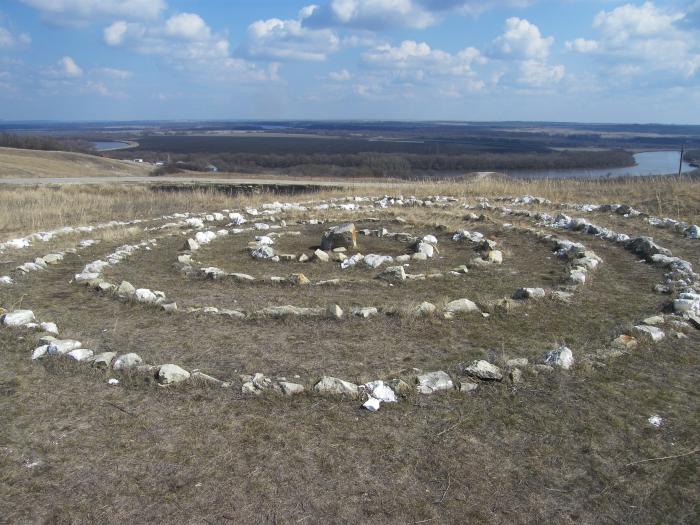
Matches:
[[0, 0, 699, 123]]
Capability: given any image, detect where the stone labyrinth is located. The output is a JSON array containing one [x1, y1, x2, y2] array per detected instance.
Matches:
[[1, 194, 699, 412]]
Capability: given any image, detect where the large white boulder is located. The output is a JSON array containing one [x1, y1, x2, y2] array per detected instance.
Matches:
[[158, 364, 191, 384], [2, 310, 35, 327], [416, 371, 454, 394]]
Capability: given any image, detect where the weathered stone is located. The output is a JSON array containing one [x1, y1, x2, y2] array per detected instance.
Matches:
[[486, 250, 503, 264], [364, 254, 393, 268], [230, 273, 255, 282], [396, 254, 411, 263], [2, 310, 35, 327], [289, 273, 310, 285], [642, 315, 665, 326], [513, 287, 546, 300], [279, 381, 305, 396], [158, 364, 191, 385], [411, 252, 428, 261], [543, 346, 574, 369], [633, 325, 665, 342], [416, 302, 437, 316], [190, 371, 225, 387], [260, 305, 324, 318], [92, 352, 117, 369], [626, 236, 672, 259], [463, 360, 503, 381], [568, 269, 587, 285], [352, 307, 378, 318], [320, 223, 357, 250], [313, 376, 359, 397], [510, 368, 524, 384], [298, 253, 310, 262], [459, 381, 478, 393], [161, 302, 178, 313], [506, 358, 529, 368], [67, 348, 94, 361], [278, 253, 297, 261], [412, 241, 435, 258], [47, 339, 82, 356], [445, 298, 480, 314], [388, 378, 412, 396], [43, 253, 64, 264], [377, 265, 406, 283], [416, 371, 454, 394], [113, 353, 143, 370], [313, 249, 330, 262], [183, 238, 199, 251], [134, 288, 158, 304], [251, 245, 275, 259], [31, 345, 49, 360], [327, 304, 344, 319], [116, 280, 136, 298]]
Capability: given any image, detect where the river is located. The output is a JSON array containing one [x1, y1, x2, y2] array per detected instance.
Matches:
[[509, 150, 694, 179], [92, 141, 133, 151]]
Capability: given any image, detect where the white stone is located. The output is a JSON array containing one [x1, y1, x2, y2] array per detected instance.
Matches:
[[363, 380, 397, 403], [113, 353, 143, 370], [416, 302, 437, 316], [47, 339, 82, 355], [486, 250, 503, 264], [92, 352, 117, 369], [255, 235, 274, 245], [31, 345, 49, 360], [279, 381, 305, 395], [158, 364, 191, 384], [633, 325, 665, 342], [341, 253, 364, 269], [229, 212, 246, 225], [464, 360, 503, 380], [445, 299, 479, 314], [40, 322, 58, 335], [364, 254, 393, 268], [352, 307, 378, 318], [543, 346, 574, 369], [416, 371, 454, 394], [314, 377, 359, 397], [67, 348, 94, 361], [134, 288, 158, 304], [0, 276, 13, 285], [313, 249, 330, 262], [2, 310, 35, 327]]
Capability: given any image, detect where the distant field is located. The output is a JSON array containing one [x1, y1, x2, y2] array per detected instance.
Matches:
[[133, 134, 551, 155], [0, 148, 150, 179]]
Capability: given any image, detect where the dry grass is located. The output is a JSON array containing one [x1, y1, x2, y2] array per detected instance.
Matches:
[[0, 147, 151, 179], [1, 169, 699, 524]]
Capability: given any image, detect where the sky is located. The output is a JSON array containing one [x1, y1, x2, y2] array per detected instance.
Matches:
[[0, 0, 699, 123]]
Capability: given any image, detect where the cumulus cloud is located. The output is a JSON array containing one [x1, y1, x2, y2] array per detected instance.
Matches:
[[164, 13, 212, 41], [95, 67, 132, 80], [242, 8, 340, 61], [565, 38, 598, 53], [21, 0, 166, 24], [329, 69, 352, 81], [363, 40, 486, 76], [102, 13, 274, 83], [304, 0, 536, 30], [0, 27, 31, 49], [58, 56, 83, 77], [492, 17, 552, 59], [518, 59, 564, 86], [568, 2, 700, 78]]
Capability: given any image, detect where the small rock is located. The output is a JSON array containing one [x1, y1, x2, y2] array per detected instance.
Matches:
[[445, 299, 480, 314], [513, 288, 546, 300], [320, 224, 357, 250], [463, 360, 503, 381], [47, 339, 82, 356], [416, 371, 454, 394], [2, 310, 35, 327], [416, 302, 437, 316], [612, 334, 638, 350], [313, 249, 330, 262], [298, 253, 310, 262], [67, 348, 94, 361], [352, 307, 378, 318], [377, 265, 406, 283], [543, 346, 574, 369], [113, 353, 143, 370], [279, 381, 305, 396], [327, 304, 344, 319], [116, 281, 136, 298], [459, 381, 478, 393], [642, 315, 665, 326], [633, 325, 665, 342], [134, 288, 158, 304], [486, 250, 503, 264], [506, 358, 528, 368], [158, 364, 191, 385], [363, 397, 381, 412], [510, 368, 523, 384], [314, 376, 359, 397], [92, 352, 117, 369], [289, 273, 310, 285], [251, 245, 275, 259]]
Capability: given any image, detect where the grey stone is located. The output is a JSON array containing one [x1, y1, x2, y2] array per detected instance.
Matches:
[[445, 299, 480, 314], [92, 352, 117, 369], [416, 302, 437, 316], [633, 325, 665, 342], [510, 368, 523, 384], [116, 281, 136, 298], [377, 265, 406, 283], [313, 249, 330, 262], [158, 364, 190, 385], [459, 381, 478, 393], [463, 360, 503, 381], [320, 223, 357, 250], [113, 353, 143, 370], [352, 307, 378, 318], [313, 376, 359, 397], [506, 358, 529, 368], [513, 287, 546, 300], [279, 381, 305, 396], [67, 348, 94, 361], [2, 310, 35, 327], [251, 245, 275, 259], [327, 304, 344, 319], [543, 346, 574, 369], [260, 305, 324, 318], [416, 371, 454, 394]]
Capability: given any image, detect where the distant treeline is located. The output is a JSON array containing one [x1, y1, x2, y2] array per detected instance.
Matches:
[[141, 149, 635, 178], [0, 133, 93, 153]]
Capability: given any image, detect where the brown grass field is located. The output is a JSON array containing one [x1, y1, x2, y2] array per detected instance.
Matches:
[[0, 155, 699, 524]]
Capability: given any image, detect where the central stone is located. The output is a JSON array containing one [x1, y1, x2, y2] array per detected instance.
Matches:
[[320, 223, 357, 250]]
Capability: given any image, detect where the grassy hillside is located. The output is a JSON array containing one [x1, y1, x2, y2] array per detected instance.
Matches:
[[0, 147, 151, 179]]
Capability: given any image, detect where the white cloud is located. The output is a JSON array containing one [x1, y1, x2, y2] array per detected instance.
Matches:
[[243, 15, 340, 61], [164, 13, 211, 41], [518, 59, 564, 86], [304, 0, 536, 30], [58, 56, 83, 77], [0, 27, 31, 49], [95, 67, 132, 80], [565, 38, 598, 53], [569, 2, 700, 78], [363, 40, 486, 76], [102, 14, 274, 83], [492, 17, 552, 59], [21, 0, 166, 23], [329, 69, 352, 81]]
